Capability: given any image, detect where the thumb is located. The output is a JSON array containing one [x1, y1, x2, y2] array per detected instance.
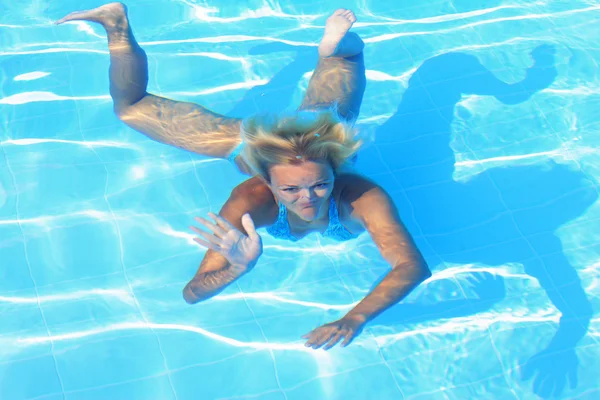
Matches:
[[241, 213, 260, 241]]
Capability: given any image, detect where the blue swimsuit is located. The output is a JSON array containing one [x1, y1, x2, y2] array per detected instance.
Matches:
[[265, 197, 359, 242]]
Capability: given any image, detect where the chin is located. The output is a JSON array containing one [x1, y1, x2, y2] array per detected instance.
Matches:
[[297, 206, 320, 221], [300, 214, 317, 222]]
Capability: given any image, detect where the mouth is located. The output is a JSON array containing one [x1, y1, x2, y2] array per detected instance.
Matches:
[[299, 202, 318, 209]]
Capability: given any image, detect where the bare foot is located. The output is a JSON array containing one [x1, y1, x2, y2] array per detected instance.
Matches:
[[318, 9, 358, 58], [55, 2, 128, 31]]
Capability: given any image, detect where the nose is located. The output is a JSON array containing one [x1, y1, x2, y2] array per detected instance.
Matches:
[[299, 188, 317, 201]]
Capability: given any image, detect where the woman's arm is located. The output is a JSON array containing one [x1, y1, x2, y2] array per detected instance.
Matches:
[[302, 176, 431, 350], [343, 176, 431, 322], [183, 250, 252, 304], [183, 178, 276, 304]]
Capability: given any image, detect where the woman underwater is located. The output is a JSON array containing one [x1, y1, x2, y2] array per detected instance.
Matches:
[[56, 3, 432, 350]]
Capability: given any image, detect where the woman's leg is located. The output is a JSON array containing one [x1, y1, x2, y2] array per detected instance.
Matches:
[[298, 9, 366, 122], [56, 2, 242, 159]]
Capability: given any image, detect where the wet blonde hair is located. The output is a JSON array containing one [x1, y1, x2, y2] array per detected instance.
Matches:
[[240, 110, 363, 181]]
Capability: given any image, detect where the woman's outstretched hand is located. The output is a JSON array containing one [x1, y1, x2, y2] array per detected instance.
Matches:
[[190, 212, 263, 271], [302, 314, 367, 350]]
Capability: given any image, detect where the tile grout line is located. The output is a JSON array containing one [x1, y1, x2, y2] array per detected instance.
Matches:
[[56, 28, 178, 399]]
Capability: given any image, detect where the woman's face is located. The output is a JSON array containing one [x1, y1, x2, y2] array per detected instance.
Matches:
[[268, 160, 335, 222]]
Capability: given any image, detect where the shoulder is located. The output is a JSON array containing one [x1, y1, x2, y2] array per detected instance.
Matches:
[[335, 173, 396, 221], [225, 177, 278, 228], [231, 176, 273, 200], [335, 177, 427, 274], [335, 173, 385, 202]]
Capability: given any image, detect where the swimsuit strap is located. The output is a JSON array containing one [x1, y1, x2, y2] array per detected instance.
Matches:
[[227, 142, 245, 165], [265, 202, 298, 242], [322, 197, 359, 241], [328, 197, 341, 224], [265, 197, 358, 242]]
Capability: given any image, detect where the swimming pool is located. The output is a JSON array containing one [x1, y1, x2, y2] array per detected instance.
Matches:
[[1, 0, 599, 399]]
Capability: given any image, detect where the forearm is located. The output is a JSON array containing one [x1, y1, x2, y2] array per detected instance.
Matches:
[[345, 261, 431, 322], [183, 251, 253, 304]]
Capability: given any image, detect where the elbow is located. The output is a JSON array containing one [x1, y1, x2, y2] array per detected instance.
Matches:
[[406, 257, 431, 283], [392, 258, 431, 283], [183, 291, 198, 305], [113, 104, 131, 121], [420, 268, 432, 283], [182, 283, 202, 305], [183, 293, 199, 305], [418, 260, 432, 281]]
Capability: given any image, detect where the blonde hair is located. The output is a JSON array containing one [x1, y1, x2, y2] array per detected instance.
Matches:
[[240, 110, 363, 181]]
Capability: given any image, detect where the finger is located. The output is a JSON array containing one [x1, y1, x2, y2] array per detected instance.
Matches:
[[208, 212, 236, 231], [323, 332, 344, 350], [190, 225, 221, 246], [312, 329, 336, 349], [241, 213, 260, 241], [305, 329, 328, 347], [341, 330, 355, 347], [301, 331, 314, 339], [193, 237, 220, 251], [194, 216, 227, 237], [304, 335, 316, 347], [304, 330, 323, 347], [309, 335, 329, 349]]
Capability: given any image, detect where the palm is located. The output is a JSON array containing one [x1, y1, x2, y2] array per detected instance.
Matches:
[[191, 212, 263, 268], [219, 228, 262, 267]]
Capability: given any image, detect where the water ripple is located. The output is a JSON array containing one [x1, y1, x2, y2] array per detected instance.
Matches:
[[0, 289, 134, 305]]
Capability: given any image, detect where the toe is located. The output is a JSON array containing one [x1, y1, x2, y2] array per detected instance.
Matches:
[[55, 12, 81, 24]]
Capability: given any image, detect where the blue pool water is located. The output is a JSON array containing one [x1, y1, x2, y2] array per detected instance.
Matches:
[[1, 1, 599, 399]]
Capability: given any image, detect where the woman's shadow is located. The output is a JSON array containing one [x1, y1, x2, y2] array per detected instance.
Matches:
[[363, 45, 595, 399], [226, 42, 595, 399], [225, 42, 318, 118]]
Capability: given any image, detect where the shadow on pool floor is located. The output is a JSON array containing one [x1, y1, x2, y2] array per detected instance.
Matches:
[[223, 41, 595, 399]]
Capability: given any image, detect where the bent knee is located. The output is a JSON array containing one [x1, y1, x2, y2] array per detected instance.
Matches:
[[330, 32, 364, 59], [345, 32, 364, 47], [113, 103, 133, 120]]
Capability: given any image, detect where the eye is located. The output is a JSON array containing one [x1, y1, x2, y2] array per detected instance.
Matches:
[[315, 183, 329, 188], [283, 188, 299, 192]]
